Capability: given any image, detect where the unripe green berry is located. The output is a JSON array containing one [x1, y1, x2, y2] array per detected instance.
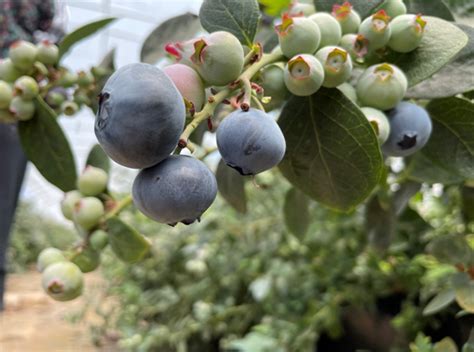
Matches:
[[42, 261, 83, 301], [164, 64, 205, 111], [191, 31, 244, 86], [315, 46, 353, 88], [0, 59, 23, 82], [356, 63, 407, 110], [9, 96, 35, 121], [332, 2, 361, 35], [36, 40, 59, 65], [33, 61, 49, 76], [379, 0, 407, 18], [71, 246, 100, 273], [58, 71, 78, 88], [14, 76, 39, 100], [73, 90, 91, 106], [0, 81, 13, 109], [0, 109, 17, 124], [46, 89, 67, 108], [310, 13, 342, 49], [288, 1, 316, 16], [358, 10, 392, 50], [284, 54, 324, 96], [337, 82, 357, 103], [77, 165, 108, 196], [61, 101, 79, 116], [90, 230, 109, 251], [37, 248, 66, 273], [73, 197, 105, 230], [61, 190, 83, 220], [360, 107, 390, 144], [388, 14, 427, 53], [9, 40, 37, 71], [260, 63, 289, 111], [339, 34, 370, 62], [77, 70, 94, 87], [277, 15, 321, 58]]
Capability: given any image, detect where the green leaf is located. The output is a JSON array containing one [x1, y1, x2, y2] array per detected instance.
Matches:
[[455, 281, 474, 313], [258, 0, 291, 16], [283, 188, 311, 237], [404, 0, 455, 21], [278, 88, 383, 212], [106, 217, 151, 263], [407, 24, 474, 99], [140, 13, 202, 64], [18, 97, 77, 192], [384, 16, 468, 87], [408, 98, 474, 184], [408, 152, 465, 185], [393, 181, 421, 216], [313, 0, 384, 18], [462, 185, 474, 225], [199, 0, 261, 46], [366, 195, 395, 251], [433, 337, 458, 352], [216, 159, 247, 213], [423, 288, 456, 316], [58, 17, 117, 60], [85, 144, 110, 173], [427, 235, 472, 265]]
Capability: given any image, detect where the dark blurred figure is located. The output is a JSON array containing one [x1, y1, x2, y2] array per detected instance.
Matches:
[[0, 0, 56, 311]]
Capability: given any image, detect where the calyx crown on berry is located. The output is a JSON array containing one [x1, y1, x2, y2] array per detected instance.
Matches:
[[371, 10, 391, 31], [374, 63, 394, 81], [288, 56, 310, 79], [332, 2, 353, 19], [325, 48, 348, 72], [414, 14, 427, 33], [275, 14, 295, 36]]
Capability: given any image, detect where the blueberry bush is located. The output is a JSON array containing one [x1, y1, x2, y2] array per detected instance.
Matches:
[[1, 0, 473, 350]]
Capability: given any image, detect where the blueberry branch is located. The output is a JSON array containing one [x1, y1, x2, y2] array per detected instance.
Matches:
[[179, 47, 284, 144], [104, 194, 133, 220]]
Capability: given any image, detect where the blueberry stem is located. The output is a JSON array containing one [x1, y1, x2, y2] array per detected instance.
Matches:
[[179, 47, 284, 143], [104, 194, 133, 220], [251, 94, 265, 111], [240, 77, 252, 111]]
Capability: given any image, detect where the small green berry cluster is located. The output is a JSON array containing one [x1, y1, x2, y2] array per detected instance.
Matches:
[[265, 0, 431, 156], [37, 164, 111, 301], [0, 39, 104, 123]]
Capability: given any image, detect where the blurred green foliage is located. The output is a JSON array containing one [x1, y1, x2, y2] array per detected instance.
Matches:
[[8, 202, 77, 272], [89, 171, 473, 351]]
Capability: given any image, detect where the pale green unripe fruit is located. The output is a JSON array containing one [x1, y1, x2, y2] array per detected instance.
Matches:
[[77, 166, 108, 196], [315, 46, 353, 88], [358, 10, 392, 50], [73, 197, 105, 230], [0, 59, 23, 82], [9, 40, 37, 71], [360, 107, 390, 144], [37, 248, 66, 272], [61, 190, 83, 220], [288, 1, 316, 16], [191, 31, 244, 86], [74, 91, 91, 106], [14, 76, 39, 100], [61, 101, 79, 116], [90, 230, 109, 251], [339, 34, 370, 62], [337, 82, 357, 103], [0, 109, 17, 124], [260, 63, 289, 111], [388, 14, 427, 53], [284, 54, 324, 97], [356, 63, 407, 110], [77, 70, 94, 87], [0, 81, 13, 108], [332, 2, 361, 34], [310, 13, 342, 49], [42, 262, 83, 301], [9, 96, 35, 121], [36, 40, 59, 65], [277, 16, 321, 58], [379, 0, 407, 18], [164, 64, 205, 111], [58, 71, 78, 88]]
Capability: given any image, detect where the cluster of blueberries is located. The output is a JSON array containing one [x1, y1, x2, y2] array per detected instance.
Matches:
[[38, 165, 110, 301], [94, 0, 434, 229], [0, 39, 101, 122]]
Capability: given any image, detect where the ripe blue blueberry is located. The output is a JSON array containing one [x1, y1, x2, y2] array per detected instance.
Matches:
[[216, 108, 286, 176], [95, 63, 185, 169], [382, 102, 432, 157], [132, 155, 217, 226]]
